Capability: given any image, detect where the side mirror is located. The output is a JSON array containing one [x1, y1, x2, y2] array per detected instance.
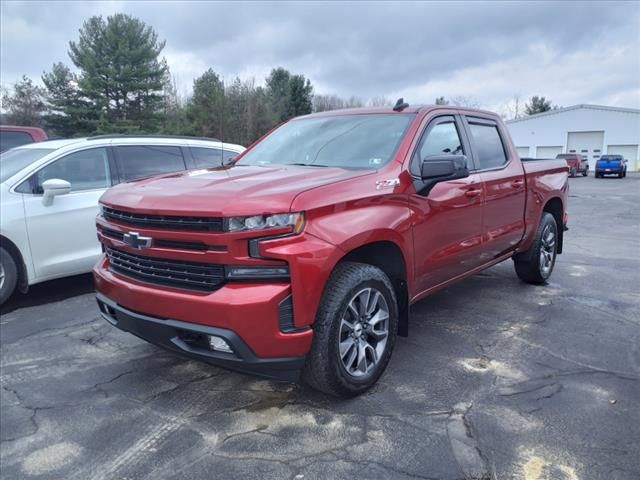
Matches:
[[42, 179, 71, 206], [421, 154, 469, 181]]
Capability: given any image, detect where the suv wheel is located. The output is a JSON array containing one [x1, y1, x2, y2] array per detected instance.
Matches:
[[302, 262, 398, 397], [0, 247, 18, 305], [513, 212, 558, 284], [570, 167, 577, 178], [582, 169, 588, 177]]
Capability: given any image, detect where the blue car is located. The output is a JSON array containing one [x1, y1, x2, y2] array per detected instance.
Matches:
[[595, 155, 627, 178]]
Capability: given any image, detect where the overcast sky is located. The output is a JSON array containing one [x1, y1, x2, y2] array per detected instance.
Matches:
[[1, 0, 639, 113]]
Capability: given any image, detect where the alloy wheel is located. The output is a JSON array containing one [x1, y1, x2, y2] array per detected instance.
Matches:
[[338, 287, 389, 377]]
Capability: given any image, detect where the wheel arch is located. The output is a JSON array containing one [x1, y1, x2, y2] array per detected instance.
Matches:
[[337, 240, 409, 337], [542, 197, 564, 254], [0, 234, 29, 293]]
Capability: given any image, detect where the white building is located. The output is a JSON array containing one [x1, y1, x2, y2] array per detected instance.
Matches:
[[506, 104, 640, 172]]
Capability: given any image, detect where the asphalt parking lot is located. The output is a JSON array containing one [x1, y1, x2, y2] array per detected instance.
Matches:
[[1, 175, 639, 480]]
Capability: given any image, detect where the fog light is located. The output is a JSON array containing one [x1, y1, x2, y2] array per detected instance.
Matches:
[[208, 335, 233, 353], [226, 265, 290, 279]]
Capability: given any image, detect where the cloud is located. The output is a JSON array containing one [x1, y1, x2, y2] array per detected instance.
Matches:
[[1, 0, 638, 110]]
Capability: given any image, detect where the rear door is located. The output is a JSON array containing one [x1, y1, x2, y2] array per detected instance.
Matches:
[[410, 114, 486, 292], [20, 147, 113, 279], [462, 116, 526, 261]]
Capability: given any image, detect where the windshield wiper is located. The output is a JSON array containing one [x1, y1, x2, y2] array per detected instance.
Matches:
[[288, 162, 329, 167]]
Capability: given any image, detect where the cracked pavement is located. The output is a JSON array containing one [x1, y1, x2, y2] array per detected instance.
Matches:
[[1, 176, 639, 479]]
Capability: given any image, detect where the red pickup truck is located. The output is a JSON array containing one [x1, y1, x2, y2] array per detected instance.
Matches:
[[557, 153, 589, 177], [94, 104, 569, 397]]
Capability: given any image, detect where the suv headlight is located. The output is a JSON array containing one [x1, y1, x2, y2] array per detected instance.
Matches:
[[225, 212, 305, 233]]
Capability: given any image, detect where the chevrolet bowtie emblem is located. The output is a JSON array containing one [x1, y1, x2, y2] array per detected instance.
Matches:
[[122, 231, 152, 249]]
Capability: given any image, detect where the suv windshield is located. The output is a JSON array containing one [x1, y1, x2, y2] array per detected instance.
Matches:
[[241, 113, 415, 169], [0, 148, 55, 183]]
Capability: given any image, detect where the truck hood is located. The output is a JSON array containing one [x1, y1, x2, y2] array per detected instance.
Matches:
[[100, 165, 373, 216]]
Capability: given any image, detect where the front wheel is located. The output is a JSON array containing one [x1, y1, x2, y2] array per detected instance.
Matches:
[[0, 247, 18, 305], [513, 212, 558, 284], [302, 262, 398, 397]]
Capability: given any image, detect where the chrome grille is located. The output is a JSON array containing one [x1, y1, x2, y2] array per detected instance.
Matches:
[[106, 247, 224, 292]]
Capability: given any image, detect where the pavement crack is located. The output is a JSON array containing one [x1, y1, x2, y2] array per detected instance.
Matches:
[[446, 402, 491, 480], [90, 370, 135, 397]]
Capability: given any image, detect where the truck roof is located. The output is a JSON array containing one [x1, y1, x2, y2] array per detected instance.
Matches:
[[298, 104, 501, 120]]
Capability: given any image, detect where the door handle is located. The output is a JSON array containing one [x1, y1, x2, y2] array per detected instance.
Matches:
[[511, 179, 525, 188], [464, 188, 482, 198]]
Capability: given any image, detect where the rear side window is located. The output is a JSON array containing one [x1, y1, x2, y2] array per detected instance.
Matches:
[[0, 131, 34, 152], [116, 145, 185, 181], [468, 122, 507, 169], [32, 147, 110, 193], [191, 147, 222, 168]]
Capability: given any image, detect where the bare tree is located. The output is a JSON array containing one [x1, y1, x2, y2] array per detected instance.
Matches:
[[313, 94, 345, 112], [449, 95, 480, 108], [368, 96, 391, 107]]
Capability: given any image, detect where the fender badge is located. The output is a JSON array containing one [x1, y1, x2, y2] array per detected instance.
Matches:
[[375, 178, 400, 190]]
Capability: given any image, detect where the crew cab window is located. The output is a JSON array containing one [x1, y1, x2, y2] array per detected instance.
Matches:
[[0, 131, 33, 152], [115, 145, 185, 181], [468, 122, 507, 169], [191, 147, 222, 168], [29, 147, 110, 194], [419, 122, 463, 160], [410, 120, 464, 176]]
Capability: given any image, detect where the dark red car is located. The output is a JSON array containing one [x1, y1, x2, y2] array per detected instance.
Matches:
[[0, 125, 48, 152], [94, 104, 569, 397], [557, 153, 589, 177]]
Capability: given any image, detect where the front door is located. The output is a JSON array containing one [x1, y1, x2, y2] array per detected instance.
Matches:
[[410, 115, 486, 293], [21, 147, 111, 280]]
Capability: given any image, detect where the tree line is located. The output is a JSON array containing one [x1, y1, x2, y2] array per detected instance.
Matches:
[[1, 13, 557, 147]]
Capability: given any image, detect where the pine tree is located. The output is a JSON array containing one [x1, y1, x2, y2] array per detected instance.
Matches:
[[1, 76, 46, 126], [42, 63, 96, 137], [68, 13, 168, 133], [186, 69, 226, 139]]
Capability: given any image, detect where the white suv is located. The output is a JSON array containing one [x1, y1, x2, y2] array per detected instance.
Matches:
[[0, 135, 244, 304]]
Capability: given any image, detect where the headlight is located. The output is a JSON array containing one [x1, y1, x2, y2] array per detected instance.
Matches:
[[225, 212, 305, 233]]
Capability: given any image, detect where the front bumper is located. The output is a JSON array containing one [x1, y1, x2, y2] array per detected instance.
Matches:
[[96, 293, 306, 381]]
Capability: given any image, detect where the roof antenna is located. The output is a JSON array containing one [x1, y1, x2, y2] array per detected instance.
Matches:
[[393, 97, 409, 111]]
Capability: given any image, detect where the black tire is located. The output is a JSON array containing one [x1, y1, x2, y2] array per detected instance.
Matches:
[[0, 247, 18, 305], [513, 212, 558, 285], [582, 169, 588, 177], [302, 262, 398, 397], [619, 172, 623, 178], [570, 167, 577, 178]]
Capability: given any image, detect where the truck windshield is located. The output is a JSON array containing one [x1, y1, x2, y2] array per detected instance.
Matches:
[[241, 113, 415, 169], [0, 148, 55, 183]]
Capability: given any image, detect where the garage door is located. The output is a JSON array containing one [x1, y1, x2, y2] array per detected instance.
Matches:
[[516, 146, 530, 158], [567, 131, 604, 170], [535, 146, 563, 158], [607, 144, 639, 172]]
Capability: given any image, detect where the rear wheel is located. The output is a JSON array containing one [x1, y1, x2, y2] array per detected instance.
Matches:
[[582, 169, 588, 177], [0, 247, 18, 305], [302, 262, 398, 397], [513, 213, 558, 285], [570, 167, 577, 178]]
